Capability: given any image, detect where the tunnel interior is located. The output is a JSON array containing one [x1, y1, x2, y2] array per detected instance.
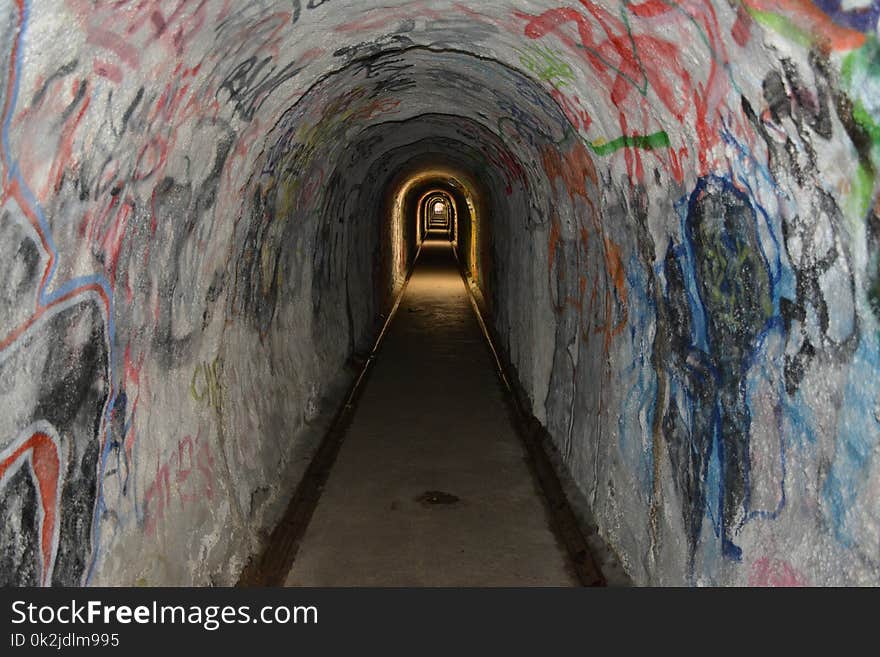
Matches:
[[1, 0, 879, 587], [424, 195, 453, 234]]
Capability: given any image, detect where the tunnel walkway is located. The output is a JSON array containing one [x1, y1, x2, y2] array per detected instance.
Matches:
[[284, 234, 577, 586]]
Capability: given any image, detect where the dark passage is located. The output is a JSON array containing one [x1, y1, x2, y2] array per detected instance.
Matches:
[[284, 235, 577, 586]]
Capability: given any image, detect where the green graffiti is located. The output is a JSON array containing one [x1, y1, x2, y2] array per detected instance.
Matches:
[[852, 101, 880, 146], [853, 162, 875, 220], [745, 9, 816, 49], [841, 38, 880, 217], [843, 38, 880, 147], [587, 130, 670, 156], [517, 45, 575, 89]]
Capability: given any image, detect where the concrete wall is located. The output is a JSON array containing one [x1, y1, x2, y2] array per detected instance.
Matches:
[[1, 0, 878, 586]]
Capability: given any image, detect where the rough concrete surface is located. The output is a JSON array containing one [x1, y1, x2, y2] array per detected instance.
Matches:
[[1, 0, 879, 587]]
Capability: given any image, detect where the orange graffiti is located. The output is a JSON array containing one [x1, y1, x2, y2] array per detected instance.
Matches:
[[742, 0, 867, 51], [542, 141, 628, 351]]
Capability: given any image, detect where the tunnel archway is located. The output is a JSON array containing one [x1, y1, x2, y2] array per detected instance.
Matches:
[[422, 193, 453, 235], [419, 191, 457, 241], [1, 1, 878, 587]]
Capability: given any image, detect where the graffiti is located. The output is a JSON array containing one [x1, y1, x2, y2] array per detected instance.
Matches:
[[543, 139, 628, 354], [550, 86, 593, 133], [231, 187, 285, 336], [312, 170, 352, 347], [657, 239, 718, 566], [67, 0, 210, 60], [685, 177, 774, 560], [518, 3, 693, 120], [190, 356, 223, 412], [0, 424, 62, 587], [779, 187, 858, 394], [541, 138, 629, 473], [743, 53, 860, 395], [517, 44, 576, 89], [868, 199, 880, 328], [209, 1, 296, 80], [757, 54, 833, 184], [217, 56, 306, 121], [291, 0, 334, 26], [346, 51, 417, 98], [0, 297, 107, 586], [1, 0, 112, 587], [143, 431, 215, 537], [741, 0, 870, 51], [515, 31, 592, 132], [840, 36, 880, 232], [150, 122, 235, 369], [656, 176, 783, 566], [587, 130, 670, 156], [514, 0, 760, 180], [843, 37, 880, 157], [748, 556, 808, 586]]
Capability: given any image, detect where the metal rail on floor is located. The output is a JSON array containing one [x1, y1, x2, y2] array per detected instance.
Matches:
[[240, 235, 605, 587], [238, 240, 426, 587], [450, 246, 607, 587]]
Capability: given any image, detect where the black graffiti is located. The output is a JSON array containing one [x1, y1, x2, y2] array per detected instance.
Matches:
[[150, 137, 233, 368], [350, 51, 418, 99], [763, 56, 832, 138], [0, 301, 108, 586], [231, 186, 292, 336], [868, 202, 880, 325], [291, 0, 332, 25], [744, 53, 859, 395], [759, 53, 833, 186], [0, 213, 40, 330], [218, 56, 305, 121], [77, 86, 149, 201], [659, 243, 717, 565], [690, 180, 773, 560], [657, 177, 774, 563], [30, 59, 78, 108], [779, 189, 859, 394], [627, 183, 716, 569], [0, 467, 41, 585], [311, 170, 352, 353]]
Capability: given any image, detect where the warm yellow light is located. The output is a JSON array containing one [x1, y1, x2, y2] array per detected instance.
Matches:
[[388, 167, 480, 290]]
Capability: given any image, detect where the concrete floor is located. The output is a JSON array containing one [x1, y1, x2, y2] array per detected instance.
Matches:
[[285, 234, 578, 586]]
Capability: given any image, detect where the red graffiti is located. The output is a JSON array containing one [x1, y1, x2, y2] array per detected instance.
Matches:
[[93, 59, 123, 84], [519, 3, 693, 121], [731, 4, 754, 47], [0, 428, 62, 586], [551, 87, 593, 133], [518, 1, 748, 179], [70, 0, 211, 61], [749, 556, 809, 587], [122, 345, 146, 455], [143, 431, 215, 536]]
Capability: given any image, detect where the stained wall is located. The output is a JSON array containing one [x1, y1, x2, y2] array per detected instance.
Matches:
[[1, 0, 878, 586]]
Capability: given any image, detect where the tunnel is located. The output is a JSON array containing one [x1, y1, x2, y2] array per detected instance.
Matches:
[[1, 0, 879, 587]]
